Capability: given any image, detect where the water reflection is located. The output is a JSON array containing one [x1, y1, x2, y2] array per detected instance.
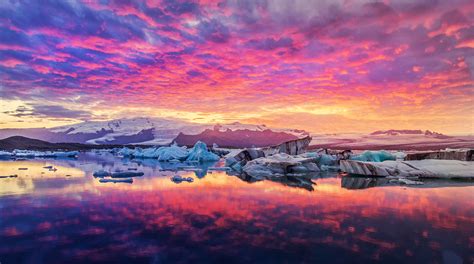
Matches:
[[341, 176, 474, 190], [0, 153, 473, 263]]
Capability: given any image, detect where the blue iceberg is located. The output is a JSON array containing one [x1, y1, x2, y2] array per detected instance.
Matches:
[[186, 141, 220, 162], [350, 150, 396, 162]]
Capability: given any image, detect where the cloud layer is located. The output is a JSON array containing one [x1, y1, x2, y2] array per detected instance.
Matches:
[[0, 0, 473, 133]]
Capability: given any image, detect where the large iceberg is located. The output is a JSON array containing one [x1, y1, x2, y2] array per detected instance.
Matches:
[[340, 160, 474, 178], [185, 141, 219, 162], [117, 143, 216, 162], [243, 153, 319, 179], [225, 148, 265, 171], [155, 144, 189, 161]]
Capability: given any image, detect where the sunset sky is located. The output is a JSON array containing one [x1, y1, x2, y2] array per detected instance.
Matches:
[[0, 0, 473, 134]]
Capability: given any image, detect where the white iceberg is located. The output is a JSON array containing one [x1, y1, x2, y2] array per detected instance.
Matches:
[[0, 150, 13, 157], [185, 141, 219, 162], [243, 153, 319, 179], [340, 159, 474, 178], [12, 150, 79, 158], [155, 144, 189, 161]]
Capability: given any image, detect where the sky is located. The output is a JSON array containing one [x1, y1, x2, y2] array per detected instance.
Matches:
[[0, 0, 473, 134]]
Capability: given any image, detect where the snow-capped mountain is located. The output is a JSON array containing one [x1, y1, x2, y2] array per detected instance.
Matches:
[[309, 130, 473, 150], [0, 118, 309, 146]]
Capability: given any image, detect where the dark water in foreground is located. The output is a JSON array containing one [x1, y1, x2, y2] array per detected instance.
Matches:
[[0, 153, 473, 264]]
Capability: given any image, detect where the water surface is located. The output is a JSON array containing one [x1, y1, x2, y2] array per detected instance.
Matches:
[[0, 153, 473, 263]]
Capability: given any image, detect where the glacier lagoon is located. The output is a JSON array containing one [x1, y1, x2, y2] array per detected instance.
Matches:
[[0, 152, 473, 263]]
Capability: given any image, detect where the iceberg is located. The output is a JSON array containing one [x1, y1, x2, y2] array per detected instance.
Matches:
[[12, 150, 79, 158], [243, 153, 319, 179], [118, 147, 134, 157], [340, 160, 474, 179], [0, 151, 13, 157], [117, 144, 189, 160], [405, 149, 473, 161], [155, 144, 189, 161], [185, 141, 219, 162], [262, 136, 312, 156], [349, 150, 396, 162], [301, 151, 339, 169], [225, 148, 265, 171]]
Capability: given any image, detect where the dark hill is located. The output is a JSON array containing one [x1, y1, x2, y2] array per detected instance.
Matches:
[[0, 136, 149, 151], [0, 136, 92, 151], [174, 129, 299, 148]]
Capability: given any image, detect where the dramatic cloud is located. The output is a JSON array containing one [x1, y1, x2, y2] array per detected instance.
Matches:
[[0, 0, 473, 133], [3, 104, 93, 120]]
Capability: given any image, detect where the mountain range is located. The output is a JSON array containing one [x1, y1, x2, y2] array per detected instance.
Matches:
[[0, 118, 309, 148]]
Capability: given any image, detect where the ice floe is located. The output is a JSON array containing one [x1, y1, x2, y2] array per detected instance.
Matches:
[[243, 153, 319, 179], [185, 141, 219, 162], [340, 159, 474, 179], [11, 150, 79, 158], [116, 141, 218, 162], [349, 150, 396, 162]]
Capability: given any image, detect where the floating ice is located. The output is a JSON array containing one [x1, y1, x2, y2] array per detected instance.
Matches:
[[349, 150, 396, 162], [340, 160, 474, 178], [118, 147, 134, 157], [117, 144, 190, 160], [0, 151, 13, 157], [155, 144, 189, 161], [186, 141, 219, 162], [12, 150, 79, 158], [243, 153, 319, 179], [301, 152, 339, 169]]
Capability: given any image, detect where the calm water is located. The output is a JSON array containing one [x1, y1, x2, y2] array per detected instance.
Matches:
[[0, 152, 473, 264]]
